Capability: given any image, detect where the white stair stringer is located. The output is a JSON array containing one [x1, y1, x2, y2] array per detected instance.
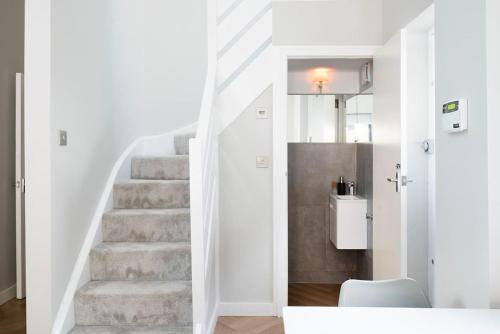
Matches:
[[216, 43, 274, 133]]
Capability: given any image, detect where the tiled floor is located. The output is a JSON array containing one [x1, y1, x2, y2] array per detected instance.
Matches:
[[0, 298, 26, 334]]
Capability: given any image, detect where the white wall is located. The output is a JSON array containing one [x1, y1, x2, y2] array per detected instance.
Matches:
[[108, 0, 207, 154], [273, 0, 383, 46], [50, 0, 115, 321], [381, 0, 433, 42], [219, 87, 274, 313], [486, 0, 500, 308], [287, 59, 371, 95], [433, 0, 490, 308], [25, 0, 53, 330], [0, 0, 24, 303]]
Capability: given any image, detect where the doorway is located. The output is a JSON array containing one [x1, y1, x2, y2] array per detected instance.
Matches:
[[273, 47, 378, 314], [287, 88, 374, 307], [0, 1, 26, 333]]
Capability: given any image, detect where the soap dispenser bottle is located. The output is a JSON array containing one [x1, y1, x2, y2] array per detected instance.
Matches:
[[337, 176, 346, 195]]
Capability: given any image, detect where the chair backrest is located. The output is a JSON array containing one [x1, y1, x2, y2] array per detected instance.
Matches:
[[338, 278, 431, 308]]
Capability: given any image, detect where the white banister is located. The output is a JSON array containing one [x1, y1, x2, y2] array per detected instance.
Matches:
[[190, 0, 273, 331], [189, 0, 219, 333]]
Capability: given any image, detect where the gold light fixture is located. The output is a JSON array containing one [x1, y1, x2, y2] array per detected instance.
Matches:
[[312, 68, 330, 94]]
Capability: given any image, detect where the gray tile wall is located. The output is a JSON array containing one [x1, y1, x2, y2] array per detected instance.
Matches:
[[288, 143, 360, 283], [355, 143, 373, 280]]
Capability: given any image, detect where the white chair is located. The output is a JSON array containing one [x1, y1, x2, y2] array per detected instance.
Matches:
[[338, 278, 431, 308]]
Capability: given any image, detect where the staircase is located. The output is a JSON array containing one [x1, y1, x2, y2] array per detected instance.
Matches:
[[70, 134, 195, 334]]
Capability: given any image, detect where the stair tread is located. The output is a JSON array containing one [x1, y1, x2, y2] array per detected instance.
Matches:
[[70, 325, 192, 334], [77, 280, 191, 296], [115, 179, 189, 185], [93, 242, 191, 253], [132, 155, 189, 160], [104, 208, 190, 216]]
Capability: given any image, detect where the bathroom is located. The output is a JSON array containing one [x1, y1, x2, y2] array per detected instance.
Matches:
[[287, 58, 374, 306]]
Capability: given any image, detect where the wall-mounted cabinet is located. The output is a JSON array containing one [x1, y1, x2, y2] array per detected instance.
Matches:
[[329, 194, 368, 250]]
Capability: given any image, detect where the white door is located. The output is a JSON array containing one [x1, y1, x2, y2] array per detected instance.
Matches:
[[373, 25, 433, 285], [373, 30, 408, 279], [15, 73, 26, 299]]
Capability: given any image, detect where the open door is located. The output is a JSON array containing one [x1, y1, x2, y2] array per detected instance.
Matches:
[[372, 30, 409, 280], [372, 8, 434, 287], [15, 73, 26, 299]]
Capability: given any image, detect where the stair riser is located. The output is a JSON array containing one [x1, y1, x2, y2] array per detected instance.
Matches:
[[75, 287, 192, 326], [70, 326, 193, 334], [90, 247, 191, 281], [113, 182, 190, 209], [174, 134, 195, 155], [102, 212, 190, 242], [131, 157, 189, 180]]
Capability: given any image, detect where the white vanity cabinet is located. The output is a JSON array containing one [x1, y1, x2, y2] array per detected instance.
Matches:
[[329, 194, 368, 250]]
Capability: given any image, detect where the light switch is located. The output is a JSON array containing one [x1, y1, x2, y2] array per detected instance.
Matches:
[[256, 156, 269, 168], [59, 130, 68, 146], [256, 107, 269, 119]]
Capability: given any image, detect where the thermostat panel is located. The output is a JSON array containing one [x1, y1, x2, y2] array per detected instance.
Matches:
[[442, 98, 468, 133]]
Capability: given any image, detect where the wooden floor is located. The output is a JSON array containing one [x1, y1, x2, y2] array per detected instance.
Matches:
[[214, 283, 340, 333], [288, 283, 341, 307], [215, 316, 284, 334], [0, 298, 26, 334]]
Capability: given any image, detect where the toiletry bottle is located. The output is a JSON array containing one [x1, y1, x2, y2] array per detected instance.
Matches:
[[337, 176, 346, 196]]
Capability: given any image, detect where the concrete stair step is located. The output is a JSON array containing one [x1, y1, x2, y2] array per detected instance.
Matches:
[[113, 180, 190, 209], [90, 242, 191, 281], [131, 156, 189, 181], [102, 209, 190, 242], [74, 281, 192, 326], [69, 325, 193, 334], [174, 133, 195, 155]]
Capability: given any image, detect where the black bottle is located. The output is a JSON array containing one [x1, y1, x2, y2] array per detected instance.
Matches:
[[337, 176, 347, 195]]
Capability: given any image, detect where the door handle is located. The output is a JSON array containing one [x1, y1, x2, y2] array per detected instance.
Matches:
[[387, 163, 401, 193]]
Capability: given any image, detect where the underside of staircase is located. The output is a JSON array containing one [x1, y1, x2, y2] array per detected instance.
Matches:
[[70, 134, 195, 334]]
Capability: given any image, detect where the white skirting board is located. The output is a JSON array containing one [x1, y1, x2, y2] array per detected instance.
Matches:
[[217, 302, 274, 316], [0, 285, 17, 305]]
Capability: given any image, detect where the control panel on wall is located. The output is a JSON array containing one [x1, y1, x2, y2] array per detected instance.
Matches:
[[442, 98, 468, 133]]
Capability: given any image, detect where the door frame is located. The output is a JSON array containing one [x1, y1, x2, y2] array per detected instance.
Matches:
[[15, 73, 25, 299], [272, 45, 380, 316]]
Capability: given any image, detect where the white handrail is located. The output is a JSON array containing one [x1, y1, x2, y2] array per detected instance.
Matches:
[[190, 0, 219, 333]]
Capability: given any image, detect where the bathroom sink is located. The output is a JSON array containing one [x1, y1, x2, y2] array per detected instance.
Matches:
[[335, 195, 364, 201]]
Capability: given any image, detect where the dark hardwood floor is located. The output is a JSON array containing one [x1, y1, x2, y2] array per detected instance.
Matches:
[[0, 298, 26, 334], [288, 283, 341, 307]]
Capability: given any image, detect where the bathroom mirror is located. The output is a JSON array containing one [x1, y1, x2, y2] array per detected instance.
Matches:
[[287, 94, 373, 143]]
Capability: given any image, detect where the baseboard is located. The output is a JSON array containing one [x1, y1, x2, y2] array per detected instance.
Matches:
[[0, 285, 17, 305], [217, 302, 274, 316]]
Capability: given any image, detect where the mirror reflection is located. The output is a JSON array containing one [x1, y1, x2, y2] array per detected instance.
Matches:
[[287, 94, 373, 143]]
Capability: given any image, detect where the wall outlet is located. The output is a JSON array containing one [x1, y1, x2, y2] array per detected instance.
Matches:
[[256, 107, 269, 119], [59, 130, 68, 146], [256, 156, 269, 168]]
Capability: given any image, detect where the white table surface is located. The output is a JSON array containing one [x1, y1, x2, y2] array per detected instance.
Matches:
[[283, 307, 500, 334]]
